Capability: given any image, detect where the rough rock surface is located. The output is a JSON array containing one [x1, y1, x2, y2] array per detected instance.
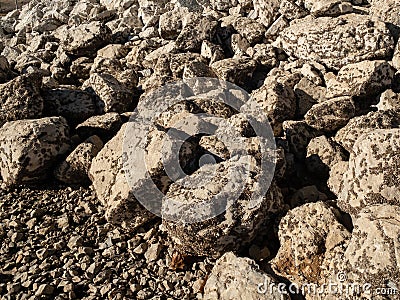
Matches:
[[339, 129, 400, 216], [279, 14, 394, 70], [0, 117, 70, 187], [0, 73, 43, 127]]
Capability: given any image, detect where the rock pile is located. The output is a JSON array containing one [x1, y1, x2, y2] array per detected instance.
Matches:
[[0, 0, 400, 299]]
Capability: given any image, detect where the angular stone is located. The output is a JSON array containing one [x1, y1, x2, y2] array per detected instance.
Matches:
[[0, 73, 43, 127], [334, 110, 400, 153], [86, 73, 136, 113], [204, 252, 289, 299], [377, 89, 400, 112], [279, 14, 394, 70], [0, 117, 70, 187], [338, 129, 400, 216], [61, 21, 112, 56], [304, 0, 353, 17], [326, 60, 395, 98], [283, 120, 319, 159], [55, 136, 103, 185], [231, 16, 266, 44], [76, 112, 123, 141], [272, 202, 351, 288], [211, 58, 257, 87], [43, 88, 97, 125], [328, 160, 348, 197], [253, 0, 280, 28], [304, 97, 355, 132], [294, 77, 327, 116]]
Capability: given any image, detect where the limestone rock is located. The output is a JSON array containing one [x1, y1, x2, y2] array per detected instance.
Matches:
[[252, 0, 280, 28], [43, 88, 97, 125], [272, 202, 351, 288], [61, 21, 112, 56], [334, 110, 400, 153], [338, 129, 400, 216], [0, 73, 43, 127], [75, 112, 123, 141], [204, 252, 289, 300], [279, 14, 394, 70], [55, 135, 103, 185], [304, 97, 355, 132], [304, 0, 353, 17], [376, 89, 400, 112], [86, 73, 136, 113], [294, 77, 327, 117], [326, 60, 395, 98], [211, 58, 257, 87], [0, 117, 70, 187], [283, 120, 319, 159], [328, 160, 348, 196]]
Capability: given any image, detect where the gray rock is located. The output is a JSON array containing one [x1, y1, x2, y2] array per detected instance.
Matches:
[[0, 117, 70, 187], [304, 97, 355, 132], [0, 73, 43, 127], [279, 14, 394, 70], [338, 129, 400, 216]]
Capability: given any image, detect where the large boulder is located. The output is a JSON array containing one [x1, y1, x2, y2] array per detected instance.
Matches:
[[339, 129, 400, 216], [0, 73, 43, 127], [0, 117, 70, 187], [279, 14, 394, 70]]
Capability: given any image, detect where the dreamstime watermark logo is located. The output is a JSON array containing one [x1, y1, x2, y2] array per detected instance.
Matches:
[[257, 272, 398, 297], [122, 77, 276, 223]]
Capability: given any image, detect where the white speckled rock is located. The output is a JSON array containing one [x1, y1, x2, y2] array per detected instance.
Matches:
[[341, 204, 400, 298], [0, 73, 43, 127], [279, 14, 394, 70], [272, 202, 351, 289], [0, 117, 70, 187], [328, 160, 349, 197], [252, 0, 280, 28], [326, 60, 395, 98], [338, 129, 400, 216], [304, 0, 353, 17], [304, 97, 355, 132], [376, 89, 400, 112], [204, 252, 289, 299], [55, 135, 103, 185], [334, 110, 400, 153]]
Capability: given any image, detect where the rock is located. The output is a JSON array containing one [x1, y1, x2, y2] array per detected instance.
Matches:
[[158, 8, 184, 40], [35, 284, 54, 296], [201, 41, 225, 64], [86, 73, 136, 113], [55, 135, 103, 185], [334, 110, 400, 153], [248, 79, 296, 135], [246, 44, 278, 69], [70, 57, 93, 80], [203, 252, 289, 299], [272, 202, 351, 288], [326, 60, 395, 98], [0, 73, 43, 127], [279, 0, 308, 20], [369, 0, 400, 38], [338, 129, 400, 216], [394, 41, 400, 71], [328, 160, 348, 196], [376, 89, 400, 112], [283, 120, 319, 159], [340, 204, 400, 297], [304, 0, 353, 17], [175, 13, 218, 52], [0, 117, 70, 187], [163, 155, 285, 258], [61, 21, 112, 56], [294, 77, 327, 117], [230, 16, 266, 45], [304, 97, 355, 132], [211, 58, 257, 87], [89, 123, 156, 226], [289, 185, 328, 207], [252, 0, 281, 28], [97, 44, 129, 59], [43, 88, 97, 125], [144, 243, 162, 262], [76, 112, 123, 141], [279, 14, 394, 70], [306, 135, 346, 176]]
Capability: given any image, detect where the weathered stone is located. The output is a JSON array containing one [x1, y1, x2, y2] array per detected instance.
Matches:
[[334, 110, 400, 153], [294, 77, 327, 116], [158, 8, 184, 40], [304, 97, 355, 132], [0, 117, 70, 187], [252, 0, 280, 28], [328, 160, 348, 197], [0, 73, 43, 127], [163, 155, 285, 257], [283, 120, 319, 159], [43, 88, 97, 125], [279, 14, 394, 70], [204, 252, 289, 299], [272, 202, 351, 288], [61, 21, 112, 56], [306, 135, 346, 176], [304, 0, 353, 17], [338, 129, 400, 216], [76, 113, 123, 141], [289, 185, 328, 207], [55, 135, 103, 185], [231, 16, 266, 45], [211, 58, 257, 87], [376, 89, 400, 112], [326, 60, 395, 98], [279, 0, 308, 20], [246, 44, 278, 69], [369, 0, 400, 38], [86, 73, 136, 113]]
